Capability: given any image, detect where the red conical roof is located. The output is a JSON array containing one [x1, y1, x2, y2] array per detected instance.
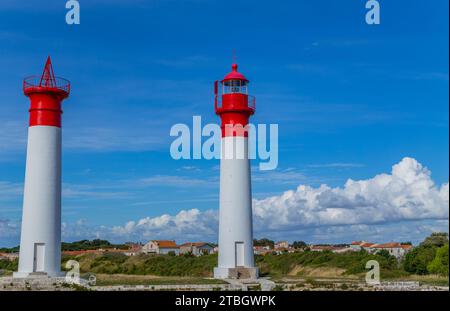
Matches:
[[23, 56, 70, 97], [39, 56, 57, 87], [222, 64, 248, 82]]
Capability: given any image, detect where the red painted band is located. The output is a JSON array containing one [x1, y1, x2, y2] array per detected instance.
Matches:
[[216, 93, 253, 137], [26, 92, 64, 127], [221, 126, 250, 137], [221, 116, 250, 137], [29, 108, 62, 127]]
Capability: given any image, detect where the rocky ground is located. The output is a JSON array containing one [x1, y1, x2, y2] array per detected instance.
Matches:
[[1, 275, 448, 291]]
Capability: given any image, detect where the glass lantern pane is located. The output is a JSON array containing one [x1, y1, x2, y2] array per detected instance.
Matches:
[[223, 80, 248, 94]]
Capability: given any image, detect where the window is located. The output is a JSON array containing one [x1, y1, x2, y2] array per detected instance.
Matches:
[[223, 80, 248, 94]]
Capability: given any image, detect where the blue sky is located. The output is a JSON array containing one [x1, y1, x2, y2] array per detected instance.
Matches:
[[0, 0, 448, 247]]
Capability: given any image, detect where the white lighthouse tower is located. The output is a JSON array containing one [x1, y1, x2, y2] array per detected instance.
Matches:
[[213, 64, 259, 279], [14, 57, 70, 278]]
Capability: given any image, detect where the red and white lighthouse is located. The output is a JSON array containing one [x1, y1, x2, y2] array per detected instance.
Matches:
[[213, 64, 259, 279], [14, 57, 70, 278]]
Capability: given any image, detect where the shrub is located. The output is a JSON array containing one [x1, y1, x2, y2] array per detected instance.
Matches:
[[0, 259, 18, 271], [403, 246, 437, 275], [427, 243, 449, 276], [420, 233, 448, 248]]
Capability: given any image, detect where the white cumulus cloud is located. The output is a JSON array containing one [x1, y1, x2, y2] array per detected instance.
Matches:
[[253, 157, 449, 231], [2, 157, 448, 245], [110, 208, 218, 241], [106, 157, 448, 243]]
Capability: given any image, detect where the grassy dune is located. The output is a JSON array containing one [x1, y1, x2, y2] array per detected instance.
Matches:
[[256, 250, 409, 279], [63, 252, 218, 277], [62, 250, 409, 279]]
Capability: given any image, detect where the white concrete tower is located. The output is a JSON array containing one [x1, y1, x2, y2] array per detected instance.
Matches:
[[14, 57, 70, 278], [213, 64, 258, 279]]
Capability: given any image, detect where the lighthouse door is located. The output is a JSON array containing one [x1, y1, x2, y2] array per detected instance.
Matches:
[[235, 242, 245, 267], [33, 243, 45, 272]]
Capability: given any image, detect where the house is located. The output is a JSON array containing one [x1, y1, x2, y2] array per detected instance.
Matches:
[[142, 240, 180, 255], [350, 241, 413, 259], [360, 242, 375, 251], [0, 252, 19, 261], [274, 241, 289, 249], [350, 241, 375, 251], [179, 242, 215, 256], [253, 245, 271, 255], [350, 241, 363, 251], [122, 243, 143, 256], [369, 242, 413, 259]]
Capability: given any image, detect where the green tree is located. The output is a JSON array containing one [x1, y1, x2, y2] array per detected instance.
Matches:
[[291, 241, 307, 249], [427, 243, 449, 276], [0, 259, 18, 271], [420, 232, 449, 248], [61, 239, 128, 251], [0, 246, 19, 253], [376, 249, 392, 259], [403, 233, 450, 275], [403, 246, 436, 274]]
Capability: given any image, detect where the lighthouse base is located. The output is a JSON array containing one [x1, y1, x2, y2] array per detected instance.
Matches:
[[214, 267, 259, 280], [13, 271, 65, 279]]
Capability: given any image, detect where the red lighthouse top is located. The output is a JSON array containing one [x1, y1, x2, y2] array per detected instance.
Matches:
[[214, 63, 255, 137], [23, 57, 71, 128], [221, 64, 248, 82], [23, 56, 70, 98]]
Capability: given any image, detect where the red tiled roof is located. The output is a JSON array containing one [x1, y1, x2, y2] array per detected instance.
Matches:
[[360, 242, 374, 247], [253, 246, 272, 253], [0, 252, 19, 259], [371, 242, 402, 249], [154, 240, 179, 248], [351, 241, 362, 245], [127, 244, 142, 251], [180, 242, 210, 247]]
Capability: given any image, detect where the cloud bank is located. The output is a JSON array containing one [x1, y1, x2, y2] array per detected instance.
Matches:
[[98, 157, 449, 242], [1, 157, 448, 245], [253, 157, 448, 231]]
